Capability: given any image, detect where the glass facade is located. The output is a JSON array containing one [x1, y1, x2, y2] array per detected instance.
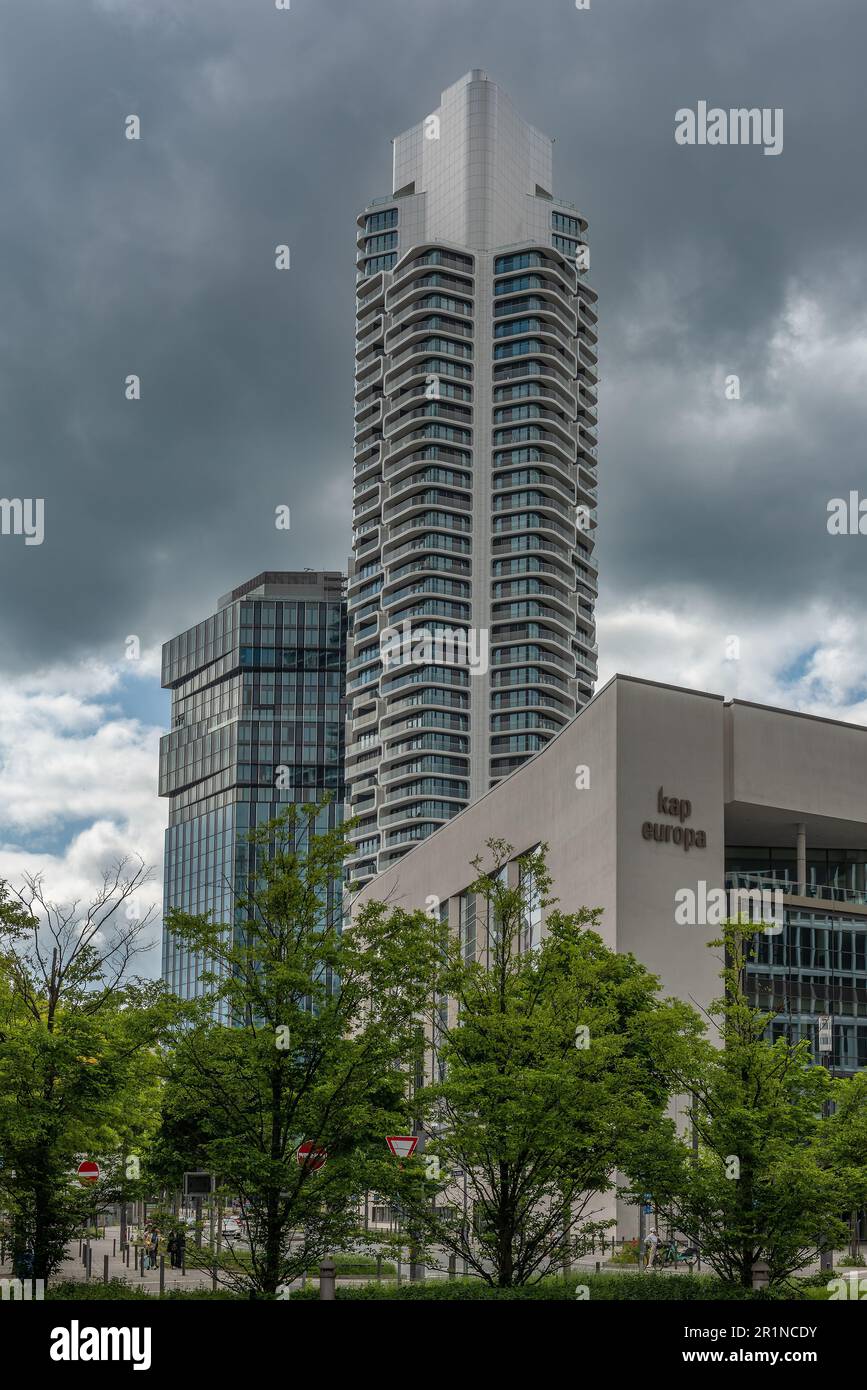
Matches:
[[747, 909, 867, 1073], [160, 572, 347, 1020], [726, 849, 867, 1072]]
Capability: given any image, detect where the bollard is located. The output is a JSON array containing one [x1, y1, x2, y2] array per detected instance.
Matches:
[[103, 1254, 109, 1285], [140, 1248, 145, 1279], [212, 1265, 217, 1293], [159, 1255, 165, 1296], [86, 1245, 92, 1281], [113, 1238, 116, 1258], [595, 1260, 601, 1274], [396, 1251, 402, 1285], [448, 1254, 456, 1280], [319, 1259, 336, 1301], [376, 1255, 382, 1283]]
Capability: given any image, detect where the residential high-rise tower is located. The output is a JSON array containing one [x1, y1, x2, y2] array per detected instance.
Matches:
[[347, 71, 599, 885]]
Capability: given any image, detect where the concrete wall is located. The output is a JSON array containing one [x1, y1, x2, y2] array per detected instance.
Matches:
[[615, 678, 724, 1011], [351, 676, 619, 939], [727, 699, 867, 827]]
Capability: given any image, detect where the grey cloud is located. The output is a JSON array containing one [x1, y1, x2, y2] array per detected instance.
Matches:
[[0, 0, 865, 672]]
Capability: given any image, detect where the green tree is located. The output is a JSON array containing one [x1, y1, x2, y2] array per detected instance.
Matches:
[[158, 803, 444, 1297], [0, 865, 169, 1279], [648, 920, 852, 1287], [821, 1070, 867, 1261], [386, 841, 693, 1287]]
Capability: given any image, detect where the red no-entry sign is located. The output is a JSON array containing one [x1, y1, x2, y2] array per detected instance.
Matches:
[[297, 1142, 327, 1171], [77, 1160, 100, 1185]]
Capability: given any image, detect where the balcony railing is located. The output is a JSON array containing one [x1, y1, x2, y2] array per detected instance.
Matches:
[[725, 871, 867, 909]]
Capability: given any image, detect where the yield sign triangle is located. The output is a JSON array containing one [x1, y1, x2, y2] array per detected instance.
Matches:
[[386, 1135, 418, 1159]]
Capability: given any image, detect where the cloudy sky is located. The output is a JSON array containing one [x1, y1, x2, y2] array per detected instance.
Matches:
[[1, 0, 866, 973]]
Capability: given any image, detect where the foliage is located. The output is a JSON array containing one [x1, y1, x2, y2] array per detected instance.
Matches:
[[288, 1272, 804, 1300], [380, 841, 696, 1286], [156, 803, 445, 1297], [0, 868, 173, 1279], [643, 921, 854, 1288]]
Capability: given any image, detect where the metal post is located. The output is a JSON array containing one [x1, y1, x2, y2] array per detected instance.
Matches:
[[86, 1245, 92, 1281], [319, 1259, 336, 1300], [140, 1247, 145, 1278], [112, 1238, 116, 1258], [159, 1255, 165, 1295], [797, 823, 807, 896], [376, 1255, 382, 1283], [103, 1254, 109, 1285]]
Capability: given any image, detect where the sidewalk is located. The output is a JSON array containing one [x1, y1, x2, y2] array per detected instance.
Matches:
[[1, 1225, 239, 1296]]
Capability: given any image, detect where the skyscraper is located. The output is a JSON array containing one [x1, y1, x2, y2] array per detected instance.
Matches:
[[160, 571, 346, 1017], [347, 71, 599, 885]]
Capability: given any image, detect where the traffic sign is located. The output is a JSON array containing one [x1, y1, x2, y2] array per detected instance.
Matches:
[[297, 1142, 327, 1171], [184, 1171, 214, 1196], [386, 1136, 418, 1159], [77, 1160, 100, 1185]]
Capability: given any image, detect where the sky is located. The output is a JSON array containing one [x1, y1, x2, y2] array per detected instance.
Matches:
[[1, 0, 866, 976]]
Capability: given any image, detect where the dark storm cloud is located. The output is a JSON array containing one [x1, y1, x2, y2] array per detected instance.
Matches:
[[1, 0, 866, 673]]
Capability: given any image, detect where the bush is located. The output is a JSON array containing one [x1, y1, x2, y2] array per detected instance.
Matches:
[[288, 1273, 806, 1301], [304, 1255, 397, 1278], [607, 1240, 640, 1266], [47, 1279, 153, 1301], [46, 1278, 242, 1301]]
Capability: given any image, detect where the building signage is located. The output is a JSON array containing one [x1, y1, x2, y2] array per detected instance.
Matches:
[[642, 786, 707, 851]]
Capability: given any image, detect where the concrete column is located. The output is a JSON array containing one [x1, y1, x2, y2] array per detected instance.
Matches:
[[319, 1260, 336, 1300], [797, 823, 807, 896]]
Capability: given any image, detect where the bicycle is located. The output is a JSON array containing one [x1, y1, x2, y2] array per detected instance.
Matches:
[[652, 1240, 698, 1270]]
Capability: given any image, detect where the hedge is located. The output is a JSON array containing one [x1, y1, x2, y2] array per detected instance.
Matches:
[[288, 1273, 810, 1301]]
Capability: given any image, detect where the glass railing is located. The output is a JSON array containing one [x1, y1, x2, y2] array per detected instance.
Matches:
[[725, 871, 867, 908]]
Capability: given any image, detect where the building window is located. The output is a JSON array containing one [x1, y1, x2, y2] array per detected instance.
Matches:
[[459, 890, 476, 963]]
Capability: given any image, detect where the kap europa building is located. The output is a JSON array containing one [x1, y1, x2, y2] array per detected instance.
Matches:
[[161, 74, 867, 1240]]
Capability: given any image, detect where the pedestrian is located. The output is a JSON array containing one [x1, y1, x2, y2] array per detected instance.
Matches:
[[644, 1227, 659, 1270], [175, 1226, 186, 1270], [167, 1230, 177, 1269]]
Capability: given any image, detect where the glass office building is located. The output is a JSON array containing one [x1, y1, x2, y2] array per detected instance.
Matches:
[[160, 571, 347, 1018]]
